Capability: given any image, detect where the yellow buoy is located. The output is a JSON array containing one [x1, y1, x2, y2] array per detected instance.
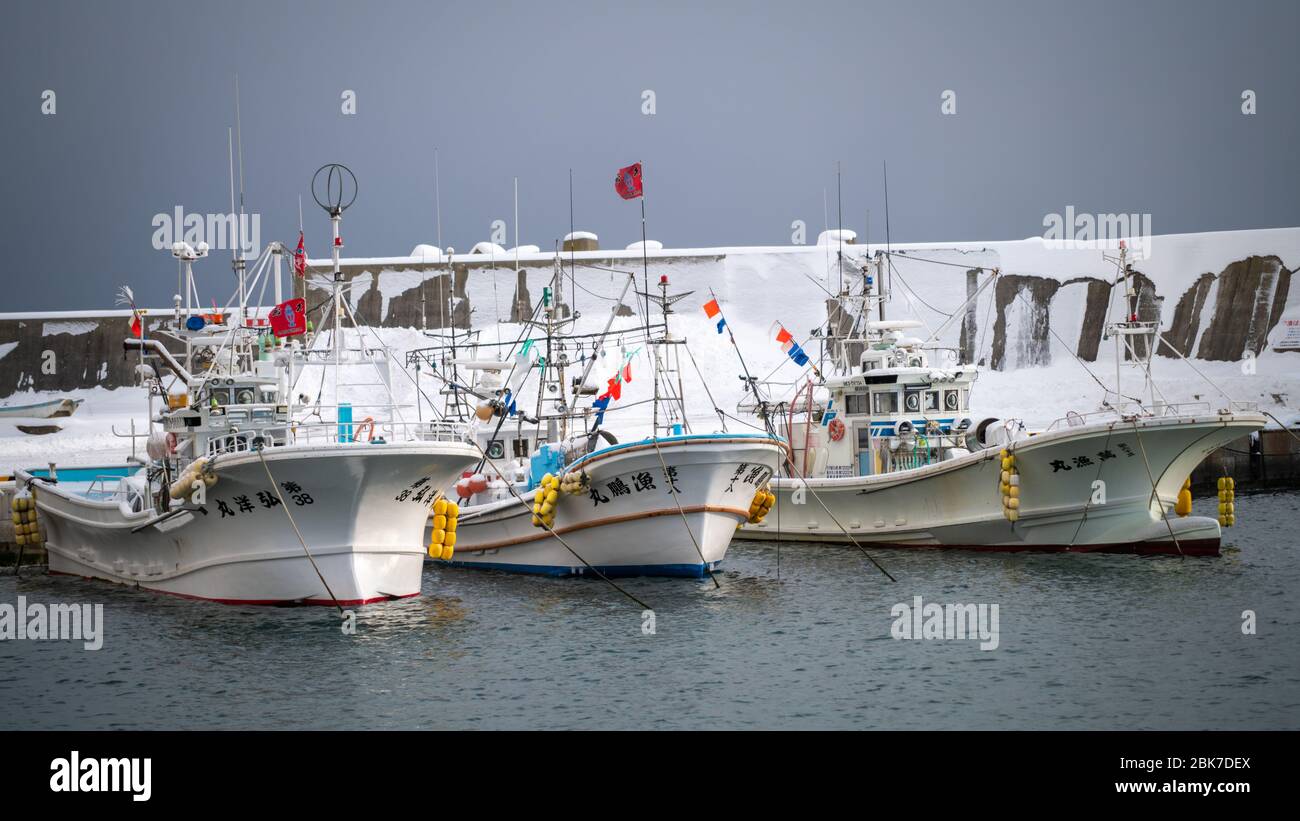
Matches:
[[434, 498, 448, 516]]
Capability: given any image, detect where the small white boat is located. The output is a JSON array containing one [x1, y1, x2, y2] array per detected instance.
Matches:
[[0, 398, 82, 419], [447, 433, 783, 576]]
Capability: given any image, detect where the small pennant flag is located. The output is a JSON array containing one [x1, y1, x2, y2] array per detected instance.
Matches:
[[116, 285, 144, 338], [703, 298, 727, 333], [293, 231, 307, 276], [622, 361, 633, 384], [592, 394, 612, 426], [615, 162, 643, 200], [771, 322, 811, 367]]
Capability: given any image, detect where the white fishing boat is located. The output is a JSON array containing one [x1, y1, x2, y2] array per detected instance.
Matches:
[[16, 166, 479, 604], [413, 256, 784, 576], [738, 243, 1265, 556], [0, 397, 82, 419], [445, 433, 784, 576]]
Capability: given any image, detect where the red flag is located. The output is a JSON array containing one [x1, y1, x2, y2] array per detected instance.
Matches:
[[615, 162, 643, 200], [129, 312, 143, 338], [702, 298, 721, 318], [293, 231, 307, 277], [775, 326, 793, 344], [269, 298, 307, 338], [622, 361, 633, 384], [606, 377, 622, 401]]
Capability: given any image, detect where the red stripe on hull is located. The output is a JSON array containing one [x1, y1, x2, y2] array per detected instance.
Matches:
[[46, 570, 420, 606], [798, 538, 1221, 557]]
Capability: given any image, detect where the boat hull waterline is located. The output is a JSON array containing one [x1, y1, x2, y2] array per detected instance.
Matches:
[[741, 413, 1263, 556], [24, 442, 479, 605], [441, 435, 785, 577]]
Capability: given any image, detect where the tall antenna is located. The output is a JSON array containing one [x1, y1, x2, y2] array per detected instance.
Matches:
[[568, 168, 576, 311], [234, 75, 246, 218], [882, 160, 892, 306], [434, 147, 442, 250], [232, 76, 248, 318], [836, 161, 844, 294]]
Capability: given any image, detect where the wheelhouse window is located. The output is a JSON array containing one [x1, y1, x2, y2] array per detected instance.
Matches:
[[844, 393, 870, 415], [872, 391, 899, 414], [925, 391, 940, 412], [513, 438, 530, 458], [943, 389, 962, 412]]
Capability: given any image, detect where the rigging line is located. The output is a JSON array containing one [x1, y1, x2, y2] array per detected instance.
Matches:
[[1008, 287, 1147, 405], [340, 298, 452, 423], [649, 437, 720, 588], [571, 261, 639, 276], [878, 250, 994, 272], [976, 270, 997, 360], [888, 260, 956, 318], [884, 257, 936, 339], [1066, 423, 1114, 547], [1152, 333, 1239, 407], [254, 446, 345, 614], [708, 292, 895, 582], [1129, 420, 1184, 558], [770, 416, 896, 581], [462, 436, 652, 611], [684, 342, 728, 431], [1261, 410, 1300, 444]]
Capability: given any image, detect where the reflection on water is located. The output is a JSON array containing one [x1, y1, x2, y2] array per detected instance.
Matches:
[[2, 491, 1297, 729]]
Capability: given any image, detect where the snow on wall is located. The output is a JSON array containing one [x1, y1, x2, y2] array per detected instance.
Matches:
[[1, 229, 1296, 415]]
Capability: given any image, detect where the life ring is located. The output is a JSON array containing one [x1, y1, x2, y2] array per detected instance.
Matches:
[[164, 431, 178, 454], [828, 417, 846, 442], [352, 417, 376, 442]]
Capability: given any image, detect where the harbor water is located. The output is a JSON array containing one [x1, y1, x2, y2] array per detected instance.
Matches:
[[2, 491, 1297, 730]]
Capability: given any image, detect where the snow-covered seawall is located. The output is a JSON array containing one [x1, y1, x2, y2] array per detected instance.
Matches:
[[0, 229, 1296, 420]]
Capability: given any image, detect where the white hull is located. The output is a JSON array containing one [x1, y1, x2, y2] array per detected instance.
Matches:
[[24, 442, 479, 605], [742, 413, 1263, 556], [441, 435, 784, 576], [0, 398, 81, 419]]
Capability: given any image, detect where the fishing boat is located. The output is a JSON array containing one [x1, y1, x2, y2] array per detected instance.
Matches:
[[16, 168, 480, 604], [0, 397, 82, 419], [737, 243, 1265, 556], [411, 255, 784, 577]]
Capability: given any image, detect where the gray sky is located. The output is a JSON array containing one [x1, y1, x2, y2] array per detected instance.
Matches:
[[1, 0, 1296, 310]]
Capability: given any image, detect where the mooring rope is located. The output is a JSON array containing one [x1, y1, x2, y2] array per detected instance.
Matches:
[[1129, 420, 1184, 558], [463, 438, 651, 611], [648, 436, 719, 589], [255, 446, 345, 613]]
